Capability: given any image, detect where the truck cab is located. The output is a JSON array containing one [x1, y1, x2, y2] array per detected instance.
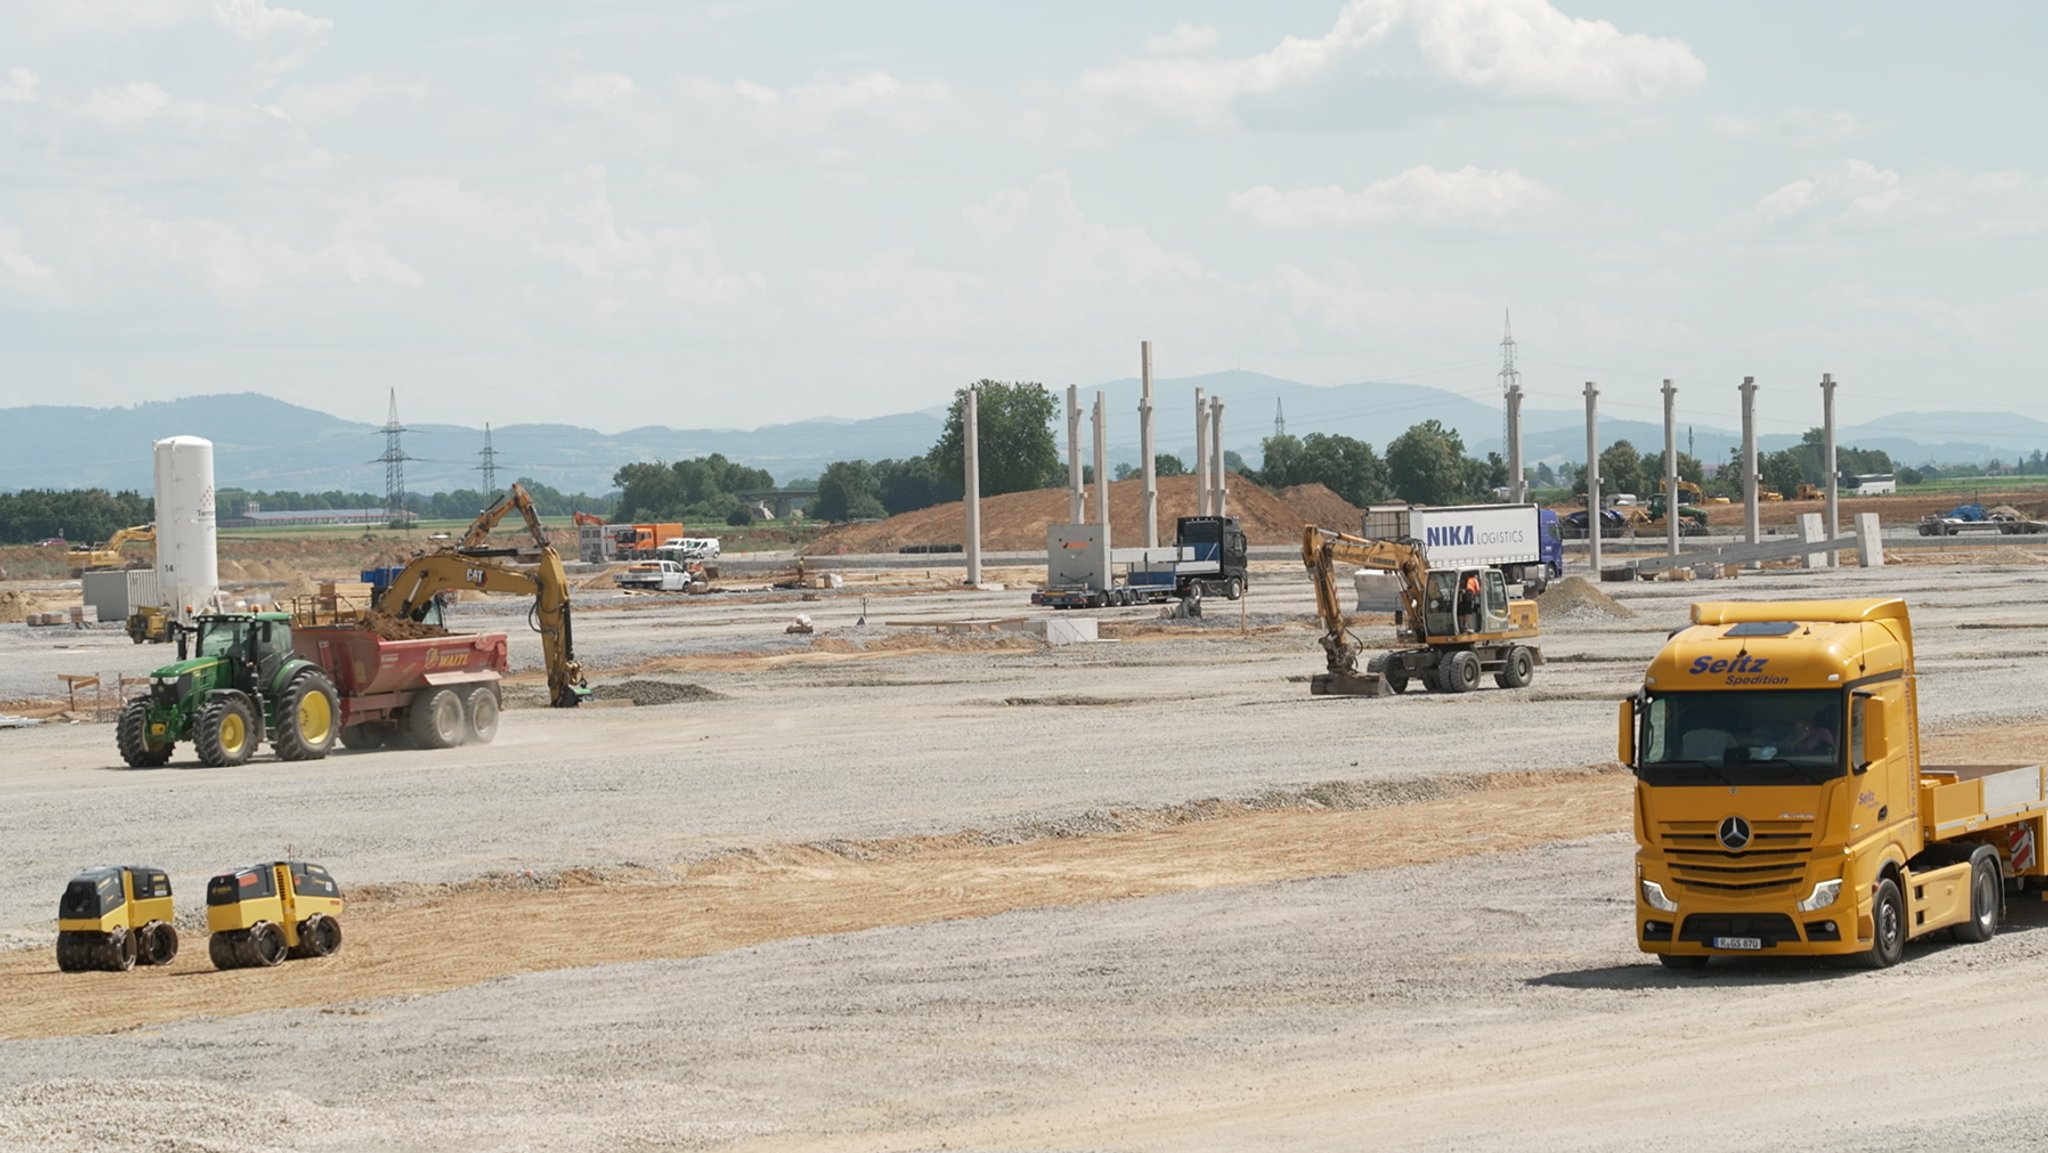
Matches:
[[1622, 599, 2021, 968]]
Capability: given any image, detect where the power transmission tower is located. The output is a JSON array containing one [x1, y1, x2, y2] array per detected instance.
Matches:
[[478, 422, 500, 494], [373, 389, 412, 527], [1500, 310, 1524, 501], [1274, 398, 1286, 438]]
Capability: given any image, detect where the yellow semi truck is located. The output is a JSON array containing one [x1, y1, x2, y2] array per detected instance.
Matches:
[[1621, 598, 2036, 969]]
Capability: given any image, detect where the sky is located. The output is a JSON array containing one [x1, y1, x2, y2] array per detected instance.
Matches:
[[1, 0, 2043, 442]]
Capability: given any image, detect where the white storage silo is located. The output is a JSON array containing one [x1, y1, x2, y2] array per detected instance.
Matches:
[[153, 435, 220, 621]]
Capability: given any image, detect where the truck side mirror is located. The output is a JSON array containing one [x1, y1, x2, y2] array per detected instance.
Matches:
[[1616, 698, 1636, 765]]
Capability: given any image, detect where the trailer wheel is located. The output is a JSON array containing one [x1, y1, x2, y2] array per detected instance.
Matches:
[[1857, 877, 1906, 969], [463, 686, 501, 744], [338, 724, 389, 751], [273, 669, 339, 762], [194, 696, 256, 768], [1954, 848, 2002, 943], [406, 689, 465, 750], [1495, 645, 1535, 690], [1444, 650, 1482, 693], [116, 698, 173, 768]]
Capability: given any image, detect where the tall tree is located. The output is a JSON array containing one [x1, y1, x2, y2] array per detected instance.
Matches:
[[813, 460, 885, 522], [1385, 420, 1469, 505], [927, 381, 1060, 497]]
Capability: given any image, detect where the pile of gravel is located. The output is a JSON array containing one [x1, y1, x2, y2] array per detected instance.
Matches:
[[587, 680, 725, 707]]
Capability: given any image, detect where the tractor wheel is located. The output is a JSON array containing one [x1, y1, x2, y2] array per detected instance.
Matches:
[[273, 669, 339, 762], [209, 932, 240, 970], [1495, 645, 1535, 690], [463, 687, 501, 745], [139, 922, 179, 966], [194, 696, 256, 768], [406, 688, 465, 750], [1445, 650, 1482, 693], [248, 922, 287, 968], [116, 698, 174, 768], [338, 724, 390, 751]]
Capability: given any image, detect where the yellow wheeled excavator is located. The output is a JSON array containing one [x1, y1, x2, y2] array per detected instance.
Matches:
[[372, 483, 589, 708], [1301, 526, 1543, 697]]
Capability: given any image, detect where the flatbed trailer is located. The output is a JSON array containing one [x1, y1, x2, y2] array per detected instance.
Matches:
[[1032, 516, 1248, 609]]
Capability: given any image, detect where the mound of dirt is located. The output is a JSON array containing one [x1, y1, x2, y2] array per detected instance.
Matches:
[[1536, 576, 1637, 621], [358, 611, 449, 640], [0, 590, 36, 624], [588, 680, 725, 706], [804, 473, 1352, 554]]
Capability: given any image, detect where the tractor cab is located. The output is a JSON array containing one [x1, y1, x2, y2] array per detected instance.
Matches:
[[185, 612, 294, 677]]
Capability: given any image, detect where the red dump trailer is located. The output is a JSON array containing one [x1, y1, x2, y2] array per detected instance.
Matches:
[[292, 626, 510, 752]]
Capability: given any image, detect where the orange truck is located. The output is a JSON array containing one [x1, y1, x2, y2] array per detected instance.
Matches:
[[609, 522, 683, 560]]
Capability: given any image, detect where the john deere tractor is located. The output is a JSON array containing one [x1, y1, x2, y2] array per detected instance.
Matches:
[[116, 611, 340, 768]]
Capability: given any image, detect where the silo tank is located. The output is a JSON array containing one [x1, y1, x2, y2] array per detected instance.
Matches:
[[152, 436, 218, 619]]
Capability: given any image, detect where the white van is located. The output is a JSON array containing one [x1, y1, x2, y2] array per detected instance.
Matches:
[[658, 537, 721, 562]]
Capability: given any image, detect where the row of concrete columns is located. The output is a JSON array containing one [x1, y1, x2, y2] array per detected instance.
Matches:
[[1578, 373, 1844, 576]]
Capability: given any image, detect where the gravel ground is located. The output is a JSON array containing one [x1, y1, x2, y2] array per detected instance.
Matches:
[[6, 557, 2048, 1148]]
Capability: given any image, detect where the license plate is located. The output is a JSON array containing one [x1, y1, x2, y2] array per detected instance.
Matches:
[[1712, 936, 1763, 951]]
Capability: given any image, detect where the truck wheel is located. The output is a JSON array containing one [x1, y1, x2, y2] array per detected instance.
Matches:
[[407, 688, 465, 750], [1954, 848, 2002, 943], [273, 669, 339, 762], [1495, 645, 1535, 690], [1445, 650, 1482, 693], [248, 922, 287, 967], [1224, 577, 1242, 601], [1857, 877, 1907, 969], [463, 687, 501, 744], [209, 932, 240, 970], [338, 724, 389, 751], [194, 696, 256, 768], [116, 698, 173, 768]]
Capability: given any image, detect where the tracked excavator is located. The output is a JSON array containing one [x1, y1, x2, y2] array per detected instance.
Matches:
[[1302, 526, 1543, 697], [373, 484, 589, 708], [68, 522, 154, 578]]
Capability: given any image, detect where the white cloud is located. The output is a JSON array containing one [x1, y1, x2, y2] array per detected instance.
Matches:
[[677, 70, 952, 137], [1080, 0, 1704, 131], [83, 82, 170, 126], [1709, 107, 1860, 144], [0, 67, 40, 104], [555, 71, 638, 111], [526, 167, 767, 321], [1145, 23, 1220, 56], [1231, 165, 1559, 231], [281, 75, 427, 123], [213, 0, 333, 89], [0, 223, 58, 294], [1746, 160, 2047, 237]]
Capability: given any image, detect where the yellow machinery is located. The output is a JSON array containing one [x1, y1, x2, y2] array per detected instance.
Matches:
[[67, 523, 154, 578], [125, 604, 173, 644], [56, 865, 179, 971], [206, 860, 345, 969], [374, 483, 587, 708], [1301, 526, 1542, 696], [1621, 598, 2037, 969]]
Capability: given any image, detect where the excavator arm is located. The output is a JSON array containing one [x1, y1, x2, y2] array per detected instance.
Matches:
[[1300, 527, 1431, 692], [460, 483, 550, 552], [376, 549, 588, 708]]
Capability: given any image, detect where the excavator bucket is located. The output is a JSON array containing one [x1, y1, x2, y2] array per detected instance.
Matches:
[[1310, 670, 1392, 697]]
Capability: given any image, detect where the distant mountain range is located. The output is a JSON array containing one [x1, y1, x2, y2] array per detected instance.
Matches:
[[1, 379, 2042, 495]]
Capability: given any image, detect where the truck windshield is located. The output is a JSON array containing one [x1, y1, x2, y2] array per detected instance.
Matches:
[[1638, 690, 1844, 786]]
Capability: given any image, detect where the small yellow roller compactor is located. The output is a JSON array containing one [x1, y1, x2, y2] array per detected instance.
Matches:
[[56, 865, 180, 972], [206, 860, 345, 970]]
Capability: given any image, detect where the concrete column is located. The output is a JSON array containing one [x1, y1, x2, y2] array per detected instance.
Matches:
[[1067, 384, 1083, 524], [1211, 398, 1227, 517], [1093, 391, 1111, 590], [1584, 381, 1601, 579], [964, 385, 982, 586], [1799, 511, 1825, 569], [1140, 341, 1158, 548], [1856, 511, 1884, 567], [1194, 390, 1210, 517], [1822, 372, 1839, 551], [1662, 379, 1679, 557], [1740, 375, 1760, 551], [1507, 384, 1525, 504]]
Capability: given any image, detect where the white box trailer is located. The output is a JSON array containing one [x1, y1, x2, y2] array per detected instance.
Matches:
[[1362, 503, 1563, 592]]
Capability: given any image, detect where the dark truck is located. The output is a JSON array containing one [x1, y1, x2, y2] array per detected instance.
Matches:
[[1033, 516, 1250, 609]]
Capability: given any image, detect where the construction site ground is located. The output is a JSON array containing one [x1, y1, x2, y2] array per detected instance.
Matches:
[[6, 549, 2048, 1149]]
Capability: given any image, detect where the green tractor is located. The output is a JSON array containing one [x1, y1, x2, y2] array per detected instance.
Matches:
[[117, 611, 340, 768]]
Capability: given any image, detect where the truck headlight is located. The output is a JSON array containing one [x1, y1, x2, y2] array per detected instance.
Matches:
[[1640, 880, 1678, 912], [1796, 879, 1842, 912]]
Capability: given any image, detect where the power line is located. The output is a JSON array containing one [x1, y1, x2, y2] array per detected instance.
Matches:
[[478, 422, 500, 494], [371, 388, 412, 525]]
